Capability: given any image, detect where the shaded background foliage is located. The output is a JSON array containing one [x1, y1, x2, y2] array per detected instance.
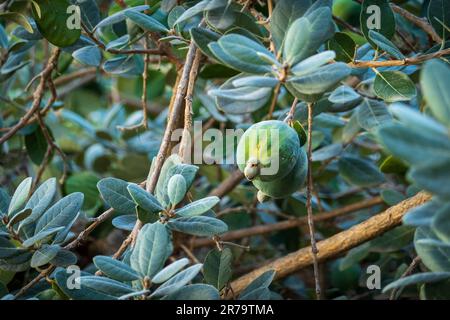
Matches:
[[0, 0, 449, 300]]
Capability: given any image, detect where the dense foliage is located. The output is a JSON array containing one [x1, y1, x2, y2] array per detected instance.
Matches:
[[0, 0, 450, 300]]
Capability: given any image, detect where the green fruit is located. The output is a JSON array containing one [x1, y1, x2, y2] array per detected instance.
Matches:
[[237, 120, 300, 182], [252, 148, 307, 200]]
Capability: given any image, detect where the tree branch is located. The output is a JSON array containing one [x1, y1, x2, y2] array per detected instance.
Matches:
[[226, 191, 431, 298], [306, 102, 321, 299], [209, 170, 245, 198], [0, 48, 61, 145], [191, 196, 384, 247], [350, 47, 450, 68]]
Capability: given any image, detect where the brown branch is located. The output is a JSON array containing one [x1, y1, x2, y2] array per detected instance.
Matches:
[[226, 191, 431, 297], [209, 170, 245, 198], [350, 47, 450, 68], [306, 102, 321, 299], [0, 48, 61, 145], [113, 35, 203, 257], [179, 50, 202, 162], [267, 82, 281, 119], [333, 15, 363, 36], [390, 3, 442, 44], [191, 196, 384, 247]]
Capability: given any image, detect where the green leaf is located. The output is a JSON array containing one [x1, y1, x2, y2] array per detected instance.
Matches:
[[283, 7, 334, 66], [7, 208, 32, 228], [0, 188, 10, 216], [98, 178, 136, 215], [65, 172, 100, 211], [415, 227, 450, 272], [210, 34, 274, 74], [326, 32, 356, 63], [203, 248, 232, 290], [105, 35, 130, 50], [168, 216, 227, 237], [94, 5, 149, 30], [124, 11, 169, 33], [167, 174, 187, 207], [360, 0, 395, 46], [292, 120, 307, 147], [0, 237, 26, 259], [77, 0, 100, 30], [130, 222, 172, 279], [78, 276, 135, 300], [30, 245, 60, 268], [0, 12, 34, 33], [338, 155, 384, 187], [32, 0, 81, 47], [328, 85, 360, 104], [190, 27, 220, 60], [420, 278, 450, 299], [34, 193, 84, 237], [25, 125, 48, 165], [127, 183, 163, 214], [210, 78, 272, 114], [290, 51, 335, 77], [270, 0, 312, 50], [175, 197, 220, 217], [403, 201, 439, 227], [232, 76, 279, 88], [373, 71, 416, 102], [152, 258, 189, 284], [356, 99, 392, 131], [383, 272, 450, 293], [428, 0, 450, 40], [112, 215, 136, 231], [421, 60, 450, 126], [205, 1, 235, 30], [8, 177, 32, 217], [151, 264, 203, 298], [408, 156, 450, 199], [72, 46, 102, 67], [288, 62, 351, 95], [370, 226, 414, 252], [173, 0, 226, 25], [239, 270, 275, 299], [312, 143, 343, 162], [381, 189, 405, 206], [93, 256, 141, 282], [368, 30, 404, 59], [154, 155, 199, 208], [379, 155, 408, 174], [432, 203, 450, 242], [376, 107, 450, 166], [24, 178, 57, 224], [50, 249, 77, 267], [22, 227, 65, 248], [0, 251, 32, 272], [163, 284, 220, 300]]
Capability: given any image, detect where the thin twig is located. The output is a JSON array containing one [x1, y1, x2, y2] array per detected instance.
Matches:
[[180, 244, 201, 264], [389, 256, 422, 300], [191, 196, 384, 247], [267, 82, 281, 119], [0, 48, 61, 145], [306, 102, 321, 300]]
